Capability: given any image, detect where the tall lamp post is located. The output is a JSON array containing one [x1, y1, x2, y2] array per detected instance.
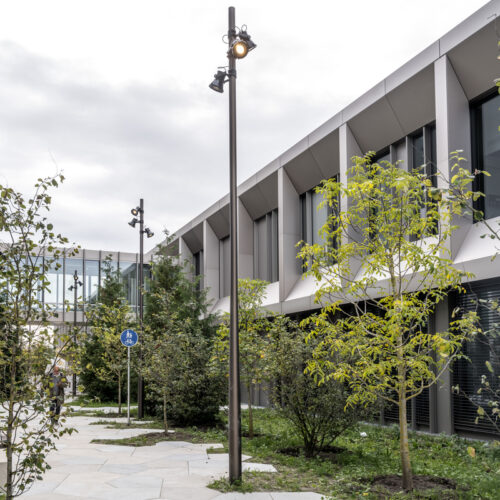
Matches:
[[68, 269, 83, 397], [128, 199, 154, 418], [209, 6, 256, 483]]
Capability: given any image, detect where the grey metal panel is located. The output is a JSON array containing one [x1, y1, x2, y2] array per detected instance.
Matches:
[[439, 1, 500, 56], [239, 172, 278, 220], [342, 81, 386, 124], [203, 220, 220, 305], [179, 237, 193, 281], [309, 128, 340, 181], [283, 149, 324, 195], [308, 112, 342, 147], [386, 42, 440, 93], [278, 137, 310, 167], [207, 205, 230, 240], [434, 55, 472, 260], [347, 96, 405, 153], [83, 249, 100, 260], [446, 20, 500, 100], [181, 222, 203, 254], [238, 200, 254, 280], [219, 236, 230, 298], [385, 65, 436, 136], [435, 298, 453, 435], [119, 251, 137, 262]]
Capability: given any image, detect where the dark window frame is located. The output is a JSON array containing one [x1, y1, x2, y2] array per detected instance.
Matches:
[[470, 87, 499, 220]]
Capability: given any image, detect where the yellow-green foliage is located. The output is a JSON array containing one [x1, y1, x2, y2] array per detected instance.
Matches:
[[298, 153, 480, 489]]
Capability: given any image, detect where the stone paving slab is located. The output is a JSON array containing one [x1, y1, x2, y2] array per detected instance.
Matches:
[[18, 415, 329, 500]]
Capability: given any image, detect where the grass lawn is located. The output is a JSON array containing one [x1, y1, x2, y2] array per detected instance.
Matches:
[[88, 408, 500, 499]]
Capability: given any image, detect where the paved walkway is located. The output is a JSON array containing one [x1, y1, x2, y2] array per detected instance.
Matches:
[[19, 414, 326, 500]]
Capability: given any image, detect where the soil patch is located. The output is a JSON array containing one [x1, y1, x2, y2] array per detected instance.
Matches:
[[279, 445, 347, 460], [92, 430, 198, 447], [370, 474, 457, 495]]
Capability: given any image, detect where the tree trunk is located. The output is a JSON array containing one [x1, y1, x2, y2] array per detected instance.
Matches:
[[6, 343, 17, 500], [399, 388, 413, 491], [118, 375, 122, 416], [6, 403, 13, 500], [247, 383, 254, 439], [163, 392, 168, 436]]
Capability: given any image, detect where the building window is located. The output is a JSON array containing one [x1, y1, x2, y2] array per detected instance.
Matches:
[[45, 258, 64, 311], [410, 124, 437, 238], [65, 258, 83, 310], [253, 209, 278, 283], [219, 236, 230, 298], [193, 250, 204, 291], [472, 89, 500, 220], [84, 260, 99, 304], [452, 278, 500, 436], [120, 261, 137, 312]]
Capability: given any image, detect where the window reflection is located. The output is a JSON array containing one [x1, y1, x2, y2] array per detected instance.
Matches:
[[84, 260, 99, 304], [253, 209, 278, 283], [120, 261, 137, 312], [473, 91, 500, 219], [45, 258, 64, 311], [65, 258, 83, 310]]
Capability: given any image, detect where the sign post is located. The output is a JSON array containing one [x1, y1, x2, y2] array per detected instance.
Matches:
[[120, 329, 139, 426]]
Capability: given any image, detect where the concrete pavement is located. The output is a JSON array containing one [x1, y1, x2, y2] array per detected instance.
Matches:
[[19, 414, 327, 500]]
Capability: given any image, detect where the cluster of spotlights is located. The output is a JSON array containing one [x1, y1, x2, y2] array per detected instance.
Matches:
[[128, 206, 154, 238], [209, 26, 256, 94], [69, 270, 83, 291]]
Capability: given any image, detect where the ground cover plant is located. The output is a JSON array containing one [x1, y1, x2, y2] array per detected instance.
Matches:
[[88, 408, 500, 498]]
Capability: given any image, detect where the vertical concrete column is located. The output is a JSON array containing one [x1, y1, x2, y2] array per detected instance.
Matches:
[[435, 297, 453, 434], [434, 55, 472, 259], [203, 220, 220, 308], [339, 123, 363, 282], [278, 167, 301, 302], [179, 237, 193, 281], [238, 200, 254, 280]]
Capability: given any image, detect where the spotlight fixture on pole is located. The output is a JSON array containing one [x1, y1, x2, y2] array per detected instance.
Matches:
[[128, 198, 153, 419], [68, 269, 83, 397], [209, 6, 256, 483]]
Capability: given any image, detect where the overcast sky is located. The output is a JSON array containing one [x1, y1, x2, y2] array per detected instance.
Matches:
[[0, 0, 489, 253]]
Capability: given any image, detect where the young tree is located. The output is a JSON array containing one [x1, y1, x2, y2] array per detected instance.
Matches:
[[0, 175, 76, 499], [80, 259, 128, 402], [84, 261, 135, 414], [142, 238, 225, 427], [213, 278, 273, 438], [298, 155, 478, 490]]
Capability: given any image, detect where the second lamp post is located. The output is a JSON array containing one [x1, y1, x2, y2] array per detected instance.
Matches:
[[128, 198, 154, 418], [68, 269, 83, 397]]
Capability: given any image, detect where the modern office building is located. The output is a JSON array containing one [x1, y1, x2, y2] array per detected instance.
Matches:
[[162, 1, 500, 437]]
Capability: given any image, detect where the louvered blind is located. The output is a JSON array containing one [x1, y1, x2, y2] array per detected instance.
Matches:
[[453, 280, 500, 436]]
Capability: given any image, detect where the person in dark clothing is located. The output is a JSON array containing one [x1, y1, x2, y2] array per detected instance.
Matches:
[[48, 365, 67, 423]]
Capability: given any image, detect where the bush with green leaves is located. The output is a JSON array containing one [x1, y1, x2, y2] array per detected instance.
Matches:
[[269, 315, 362, 457]]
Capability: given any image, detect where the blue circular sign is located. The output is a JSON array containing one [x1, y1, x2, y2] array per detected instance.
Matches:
[[120, 329, 138, 347]]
